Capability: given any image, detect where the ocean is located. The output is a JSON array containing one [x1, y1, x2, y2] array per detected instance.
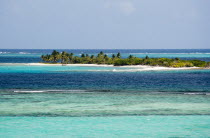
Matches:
[[0, 49, 210, 137]]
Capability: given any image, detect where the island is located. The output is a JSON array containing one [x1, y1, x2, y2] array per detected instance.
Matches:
[[41, 50, 210, 68]]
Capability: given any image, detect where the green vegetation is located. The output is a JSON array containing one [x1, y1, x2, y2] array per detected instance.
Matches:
[[41, 50, 210, 68]]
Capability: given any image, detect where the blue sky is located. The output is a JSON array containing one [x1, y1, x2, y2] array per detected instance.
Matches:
[[0, 0, 209, 49]]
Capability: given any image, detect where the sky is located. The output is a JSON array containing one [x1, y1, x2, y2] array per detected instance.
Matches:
[[0, 0, 210, 49]]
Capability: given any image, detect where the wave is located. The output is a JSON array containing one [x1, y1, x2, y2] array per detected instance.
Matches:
[[14, 90, 45, 93], [8, 89, 210, 94], [104, 53, 114, 55], [13, 89, 90, 93], [0, 52, 32, 54], [0, 52, 11, 54], [184, 92, 209, 95], [18, 52, 30, 54]]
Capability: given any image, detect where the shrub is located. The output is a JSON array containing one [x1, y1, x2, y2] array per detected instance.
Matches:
[[190, 60, 206, 67], [114, 59, 129, 66]]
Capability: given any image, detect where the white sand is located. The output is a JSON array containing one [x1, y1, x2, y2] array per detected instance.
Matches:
[[28, 63, 113, 67], [0, 63, 201, 71], [120, 65, 200, 71]]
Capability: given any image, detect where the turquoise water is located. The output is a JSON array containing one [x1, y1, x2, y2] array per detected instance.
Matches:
[[1, 49, 210, 137], [1, 64, 210, 73], [1, 116, 210, 137], [1, 89, 210, 137], [1, 92, 210, 116], [0, 64, 137, 73]]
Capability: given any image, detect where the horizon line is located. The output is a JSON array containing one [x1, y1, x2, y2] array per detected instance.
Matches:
[[1, 48, 210, 50]]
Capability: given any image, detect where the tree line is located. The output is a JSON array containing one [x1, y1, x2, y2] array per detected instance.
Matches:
[[41, 50, 210, 67]]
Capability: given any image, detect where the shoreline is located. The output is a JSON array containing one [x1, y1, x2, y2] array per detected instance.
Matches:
[[0, 63, 203, 71]]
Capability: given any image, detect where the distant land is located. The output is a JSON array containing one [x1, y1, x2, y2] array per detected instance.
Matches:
[[41, 50, 210, 68]]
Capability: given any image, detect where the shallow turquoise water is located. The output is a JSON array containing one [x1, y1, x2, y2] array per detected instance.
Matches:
[[0, 64, 210, 74], [1, 92, 210, 116], [0, 64, 135, 73], [1, 91, 210, 137], [1, 116, 210, 137]]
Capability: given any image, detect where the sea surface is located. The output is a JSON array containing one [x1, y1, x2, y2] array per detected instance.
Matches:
[[0, 49, 210, 137]]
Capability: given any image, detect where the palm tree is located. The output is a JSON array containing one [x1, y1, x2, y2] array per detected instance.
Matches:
[[41, 54, 51, 63], [104, 54, 109, 63], [89, 55, 95, 64], [41, 55, 46, 62], [175, 57, 180, 61], [51, 50, 60, 63], [81, 54, 85, 58], [99, 51, 104, 55], [145, 55, 149, 59], [61, 51, 68, 64], [117, 52, 121, 58], [68, 53, 74, 63], [104, 54, 107, 58], [90, 55, 94, 59], [128, 55, 134, 59], [112, 54, 116, 59]]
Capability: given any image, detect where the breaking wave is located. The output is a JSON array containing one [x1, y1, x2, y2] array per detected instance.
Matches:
[[18, 52, 31, 54], [184, 92, 210, 95], [14, 89, 90, 93], [0, 52, 11, 54]]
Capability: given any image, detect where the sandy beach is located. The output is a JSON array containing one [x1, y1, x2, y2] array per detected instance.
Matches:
[[0, 63, 201, 71], [27, 63, 201, 70]]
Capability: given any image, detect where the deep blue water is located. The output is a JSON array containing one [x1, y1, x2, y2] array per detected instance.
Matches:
[[1, 71, 210, 92]]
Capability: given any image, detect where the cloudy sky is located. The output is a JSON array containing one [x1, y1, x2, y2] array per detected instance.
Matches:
[[0, 0, 209, 49]]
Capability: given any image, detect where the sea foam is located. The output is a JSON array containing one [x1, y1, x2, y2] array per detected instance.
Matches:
[[14, 89, 89, 93]]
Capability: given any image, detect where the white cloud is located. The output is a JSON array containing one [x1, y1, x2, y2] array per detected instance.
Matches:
[[119, 1, 136, 15], [104, 0, 136, 15]]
